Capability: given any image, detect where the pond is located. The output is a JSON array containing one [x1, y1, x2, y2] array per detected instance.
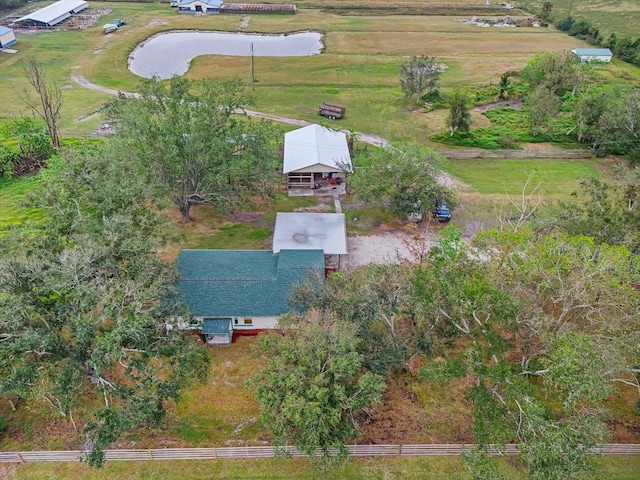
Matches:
[[128, 31, 323, 79]]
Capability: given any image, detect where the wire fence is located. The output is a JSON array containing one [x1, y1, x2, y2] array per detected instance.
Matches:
[[1, 444, 639, 463]]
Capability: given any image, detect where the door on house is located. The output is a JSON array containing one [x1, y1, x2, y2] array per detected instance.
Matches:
[[196, 5, 202, 12]]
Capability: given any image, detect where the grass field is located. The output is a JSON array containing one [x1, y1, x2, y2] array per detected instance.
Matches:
[[6, 455, 640, 479], [0, 176, 45, 234], [1, 1, 624, 142], [522, 0, 640, 38]]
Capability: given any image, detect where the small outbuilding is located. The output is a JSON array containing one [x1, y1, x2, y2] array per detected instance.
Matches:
[[283, 124, 352, 191], [0, 26, 16, 48], [273, 212, 348, 270], [570, 48, 613, 63], [176, 249, 324, 344], [13, 0, 88, 28], [177, 0, 224, 14]]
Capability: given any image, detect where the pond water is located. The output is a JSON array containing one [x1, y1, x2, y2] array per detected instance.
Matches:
[[128, 31, 323, 79]]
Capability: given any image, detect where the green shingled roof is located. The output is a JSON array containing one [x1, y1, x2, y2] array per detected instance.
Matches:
[[202, 318, 232, 334], [177, 249, 324, 317]]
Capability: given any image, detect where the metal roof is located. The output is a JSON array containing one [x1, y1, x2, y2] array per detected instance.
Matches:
[[179, 0, 224, 6], [14, 0, 88, 26], [177, 249, 324, 317], [571, 48, 612, 56], [283, 124, 352, 174], [0, 26, 14, 35], [273, 213, 347, 255]]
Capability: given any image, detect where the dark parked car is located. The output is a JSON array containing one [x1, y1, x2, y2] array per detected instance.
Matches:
[[433, 199, 451, 222]]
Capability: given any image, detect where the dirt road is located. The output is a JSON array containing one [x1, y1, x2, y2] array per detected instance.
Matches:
[[71, 75, 389, 147]]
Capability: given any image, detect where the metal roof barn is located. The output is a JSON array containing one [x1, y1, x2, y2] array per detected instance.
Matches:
[[14, 0, 88, 27], [283, 124, 352, 174], [273, 213, 348, 255], [0, 26, 16, 48]]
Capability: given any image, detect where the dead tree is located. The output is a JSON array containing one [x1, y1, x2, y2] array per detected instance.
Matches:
[[18, 56, 62, 148]]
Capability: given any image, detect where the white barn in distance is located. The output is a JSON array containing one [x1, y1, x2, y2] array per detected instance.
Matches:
[[14, 0, 88, 27], [570, 48, 613, 63], [0, 26, 16, 48]]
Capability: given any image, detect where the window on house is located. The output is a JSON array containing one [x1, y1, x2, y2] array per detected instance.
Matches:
[[234, 318, 238, 325], [244, 318, 253, 325]]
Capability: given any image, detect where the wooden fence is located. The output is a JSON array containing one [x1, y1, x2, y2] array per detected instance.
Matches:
[[1, 444, 640, 463], [440, 149, 593, 160]]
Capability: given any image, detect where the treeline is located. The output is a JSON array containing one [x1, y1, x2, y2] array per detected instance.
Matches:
[[532, 4, 640, 67], [0, 0, 26, 11]]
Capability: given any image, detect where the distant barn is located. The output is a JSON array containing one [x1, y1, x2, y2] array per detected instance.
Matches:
[[13, 0, 88, 28], [570, 48, 613, 63], [177, 0, 223, 14], [0, 26, 16, 48]]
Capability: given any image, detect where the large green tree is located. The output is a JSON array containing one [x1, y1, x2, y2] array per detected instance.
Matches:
[[0, 150, 210, 466], [106, 77, 280, 223], [446, 90, 472, 137], [414, 227, 640, 479], [248, 312, 385, 460], [349, 144, 455, 220], [521, 50, 584, 97], [399, 55, 442, 105]]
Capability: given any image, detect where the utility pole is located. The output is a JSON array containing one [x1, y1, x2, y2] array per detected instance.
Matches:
[[250, 43, 255, 91], [568, 0, 574, 17]]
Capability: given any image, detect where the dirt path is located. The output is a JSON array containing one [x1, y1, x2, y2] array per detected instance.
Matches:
[[71, 75, 390, 148]]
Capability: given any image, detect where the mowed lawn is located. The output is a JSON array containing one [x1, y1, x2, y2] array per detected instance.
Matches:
[[446, 158, 602, 197], [6, 455, 640, 480]]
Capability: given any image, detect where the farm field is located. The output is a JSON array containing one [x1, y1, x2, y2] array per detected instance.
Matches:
[[522, 0, 640, 38], [0, 1, 627, 142]]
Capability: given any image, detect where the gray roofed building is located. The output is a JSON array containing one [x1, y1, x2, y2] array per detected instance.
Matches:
[[273, 212, 347, 255], [14, 0, 88, 27]]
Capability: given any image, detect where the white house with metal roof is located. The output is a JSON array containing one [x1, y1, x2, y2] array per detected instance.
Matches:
[[283, 124, 352, 191], [177, 0, 224, 14], [570, 48, 613, 63], [0, 26, 16, 48], [13, 0, 88, 27]]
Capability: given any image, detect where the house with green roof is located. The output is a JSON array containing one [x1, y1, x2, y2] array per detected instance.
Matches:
[[176, 249, 324, 344]]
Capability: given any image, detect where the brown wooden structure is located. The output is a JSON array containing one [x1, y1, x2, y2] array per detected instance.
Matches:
[[319, 102, 346, 119]]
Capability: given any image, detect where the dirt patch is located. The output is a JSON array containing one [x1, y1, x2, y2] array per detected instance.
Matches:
[[147, 19, 169, 28], [344, 230, 438, 268], [359, 375, 474, 444], [474, 100, 523, 113]]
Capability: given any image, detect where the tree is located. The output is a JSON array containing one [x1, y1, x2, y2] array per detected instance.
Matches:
[[446, 90, 471, 136], [414, 227, 639, 479], [399, 55, 442, 105], [18, 56, 62, 148], [542, 1, 553, 13], [521, 51, 584, 97], [526, 85, 560, 136], [107, 77, 280, 223], [248, 312, 385, 460], [0, 117, 54, 177], [290, 265, 427, 375], [497, 72, 511, 100], [348, 144, 455, 220], [550, 174, 640, 254], [0, 150, 210, 466]]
